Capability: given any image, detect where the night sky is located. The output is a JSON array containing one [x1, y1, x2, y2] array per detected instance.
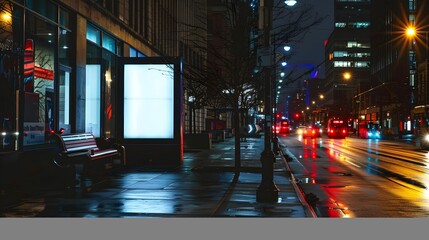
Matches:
[[289, 0, 334, 77]]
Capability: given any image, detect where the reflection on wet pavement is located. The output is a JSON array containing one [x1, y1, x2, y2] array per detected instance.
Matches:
[[1, 138, 309, 218]]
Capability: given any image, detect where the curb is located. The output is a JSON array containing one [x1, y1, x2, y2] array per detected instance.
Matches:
[[278, 146, 318, 218]]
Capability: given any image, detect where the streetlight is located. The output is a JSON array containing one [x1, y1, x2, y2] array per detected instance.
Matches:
[[257, 0, 280, 203], [284, 0, 297, 7], [343, 71, 351, 80], [406, 26, 416, 38]]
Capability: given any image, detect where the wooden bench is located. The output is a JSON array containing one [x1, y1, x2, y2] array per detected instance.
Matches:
[[52, 133, 124, 190]]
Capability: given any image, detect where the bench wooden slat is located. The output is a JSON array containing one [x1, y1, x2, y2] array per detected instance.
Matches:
[[54, 132, 123, 189]]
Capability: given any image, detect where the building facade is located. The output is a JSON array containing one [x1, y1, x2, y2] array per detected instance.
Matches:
[[370, 0, 415, 137], [0, 0, 208, 193], [323, 0, 371, 128], [0, 0, 207, 153]]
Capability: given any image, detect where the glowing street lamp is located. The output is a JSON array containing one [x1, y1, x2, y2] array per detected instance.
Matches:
[[343, 72, 351, 80], [406, 26, 416, 38], [285, 0, 297, 7]]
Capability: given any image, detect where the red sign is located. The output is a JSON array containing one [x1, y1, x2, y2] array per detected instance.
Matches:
[[34, 66, 54, 80], [24, 39, 34, 77]]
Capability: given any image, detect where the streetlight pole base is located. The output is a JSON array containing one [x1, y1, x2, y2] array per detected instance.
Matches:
[[256, 185, 279, 203], [272, 137, 280, 155], [256, 150, 279, 203]]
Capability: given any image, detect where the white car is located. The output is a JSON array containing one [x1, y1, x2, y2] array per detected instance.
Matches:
[[296, 126, 307, 135]]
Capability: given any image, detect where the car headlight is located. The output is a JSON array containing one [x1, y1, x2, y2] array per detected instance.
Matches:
[[424, 134, 429, 142]]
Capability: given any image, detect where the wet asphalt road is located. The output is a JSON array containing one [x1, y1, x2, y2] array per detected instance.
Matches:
[[280, 133, 429, 217]]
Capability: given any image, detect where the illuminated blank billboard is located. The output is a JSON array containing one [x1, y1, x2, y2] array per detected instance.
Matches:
[[123, 64, 174, 139]]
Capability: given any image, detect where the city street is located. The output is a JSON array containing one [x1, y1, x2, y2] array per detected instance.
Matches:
[[280, 132, 429, 217]]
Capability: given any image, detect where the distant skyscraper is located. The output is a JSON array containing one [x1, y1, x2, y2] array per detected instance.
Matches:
[[323, 0, 371, 122]]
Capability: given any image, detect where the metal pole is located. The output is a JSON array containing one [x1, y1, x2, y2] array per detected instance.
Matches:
[[272, 35, 279, 153], [256, 0, 279, 203]]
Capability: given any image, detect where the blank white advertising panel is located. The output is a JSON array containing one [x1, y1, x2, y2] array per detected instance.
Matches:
[[123, 64, 174, 139]]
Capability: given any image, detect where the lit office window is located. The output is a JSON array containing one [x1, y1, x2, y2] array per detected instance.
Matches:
[[102, 33, 116, 53], [334, 61, 352, 67], [335, 22, 346, 28], [130, 47, 137, 57], [355, 61, 370, 68], [86, 24, 101, 45], [334, 51, 348, 57]]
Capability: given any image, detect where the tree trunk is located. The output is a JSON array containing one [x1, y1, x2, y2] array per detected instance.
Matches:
[[233, 95, 241, 174], [192, 107, 196, 133]]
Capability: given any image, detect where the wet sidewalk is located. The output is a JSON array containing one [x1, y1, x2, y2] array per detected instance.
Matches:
[[0, 136, 313, 218]]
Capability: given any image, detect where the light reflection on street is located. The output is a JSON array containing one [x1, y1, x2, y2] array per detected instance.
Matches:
[[326, 136, 429, 214], [282, 133, 429, 216]]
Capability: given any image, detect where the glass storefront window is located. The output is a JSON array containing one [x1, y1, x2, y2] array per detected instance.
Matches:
[[86, 24, 121, 138], [24, 14, 56, 146], [1, 2, 22, 151], [25, 0, 57, 22], [59, 28, 71, 66], [86, 41, 101, 137], [85, 64, 101, 137], [87, 24, 101, 45], [102, 50, 116, 138], [58, 66, 71, 134], [60, 8, 71, 29]]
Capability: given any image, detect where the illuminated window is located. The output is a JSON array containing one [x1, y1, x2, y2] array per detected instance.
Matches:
[[347, 41, 370, 48], [354, 22, 370, 28], [102, 33, 116, 53], [354, 61, 370, 68], [333, 51, 348, 57], [86, 24, 101, 45], [335, 22, 346, 28], [334, 61, 352, 67]]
